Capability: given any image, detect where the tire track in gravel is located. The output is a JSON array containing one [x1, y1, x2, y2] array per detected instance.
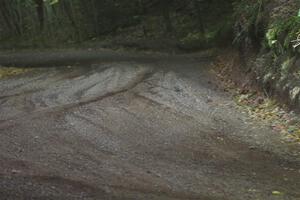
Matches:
[[0, 49, 299, 200]]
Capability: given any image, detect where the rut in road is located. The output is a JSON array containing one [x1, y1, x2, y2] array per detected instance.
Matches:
[[0, 50, 299, 200]]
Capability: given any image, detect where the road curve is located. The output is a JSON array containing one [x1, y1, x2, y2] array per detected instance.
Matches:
[[0, 50, 299, 200]]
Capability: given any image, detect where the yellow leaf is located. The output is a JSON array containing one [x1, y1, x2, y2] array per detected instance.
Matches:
[[272, 191, 282, 195]]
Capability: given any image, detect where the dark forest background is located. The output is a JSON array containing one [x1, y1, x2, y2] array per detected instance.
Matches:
[[0, 0, 235, 49]]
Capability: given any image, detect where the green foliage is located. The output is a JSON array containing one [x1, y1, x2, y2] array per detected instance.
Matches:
[[233, 0, 264, 27], [181, 32, 208, 45], [0, 0, 145, 45], [265, 16, 300, 53], [266, 28, 279, 49], [48, 0, 59, 5], [233, 0, 266, 45], [0, 0, 235, 49]]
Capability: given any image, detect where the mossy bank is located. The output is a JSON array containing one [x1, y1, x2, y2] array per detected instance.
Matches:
[[233, 0, 300, 109]]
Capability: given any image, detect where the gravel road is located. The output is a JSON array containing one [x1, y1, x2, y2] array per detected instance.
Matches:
[[0, 49, 299, 200]]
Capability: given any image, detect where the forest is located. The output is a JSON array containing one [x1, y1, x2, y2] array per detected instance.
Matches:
[[0, 0, 234, 49], [0, 1, 300, 200]]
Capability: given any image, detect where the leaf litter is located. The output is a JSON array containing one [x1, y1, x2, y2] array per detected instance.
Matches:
[[213, 55, 300, 143]]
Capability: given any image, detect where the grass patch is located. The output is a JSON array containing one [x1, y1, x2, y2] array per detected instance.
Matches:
[[0, 67, 32, 79]]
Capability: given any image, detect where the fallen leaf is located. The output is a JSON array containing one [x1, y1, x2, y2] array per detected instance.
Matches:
[[272, 191, 283, 195]]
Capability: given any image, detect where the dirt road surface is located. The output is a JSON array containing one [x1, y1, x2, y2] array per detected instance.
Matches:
[[0, 49, 299, 200]]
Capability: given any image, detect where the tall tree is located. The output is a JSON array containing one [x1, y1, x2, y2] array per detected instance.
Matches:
[[34, 0, 44, 31]]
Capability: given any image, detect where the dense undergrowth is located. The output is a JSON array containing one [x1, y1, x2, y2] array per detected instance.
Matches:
[[212, 0, 300, 141], [213, 51, 300, 142], [0, 0, 234, 50], [232, 0, 300, 108]]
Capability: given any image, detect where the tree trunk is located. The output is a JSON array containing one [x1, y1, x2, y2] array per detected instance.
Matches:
[[0, 1, 13, 33], [61, 0, 81, 40], [163, 10, 173, 35], [161, 0, 174, 36], [34, 0, 44, 31], [193, 0, 205, 34], [0, 0, 22, 35]]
